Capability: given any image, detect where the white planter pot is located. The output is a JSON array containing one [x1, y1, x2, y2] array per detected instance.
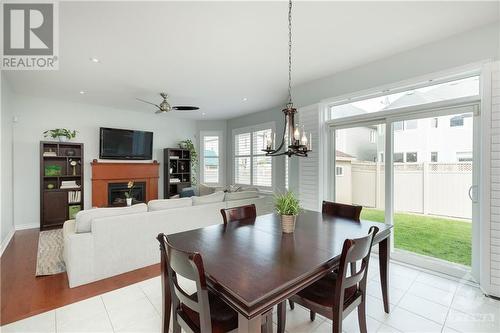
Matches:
[[58, 136, 68, 142], [126, 198, 132, 206]]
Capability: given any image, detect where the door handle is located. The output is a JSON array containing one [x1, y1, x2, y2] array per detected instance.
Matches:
[[468, 185, 478, 203]]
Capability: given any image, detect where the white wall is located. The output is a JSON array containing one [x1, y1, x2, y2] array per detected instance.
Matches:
[[8, 93, 198, 229], [1, 73, 15, 252]]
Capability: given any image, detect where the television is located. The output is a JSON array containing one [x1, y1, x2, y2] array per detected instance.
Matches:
[[99, 127, 153, 160]]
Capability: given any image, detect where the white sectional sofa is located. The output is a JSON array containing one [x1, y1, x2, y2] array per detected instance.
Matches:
[[63, 192, 272, 288]]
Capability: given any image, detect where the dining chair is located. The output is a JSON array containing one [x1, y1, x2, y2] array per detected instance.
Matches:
[[157, 233, 273, 333], [220, 204, 256, 225], [322, 201, 363, 221], [277, 226, 379, 333]]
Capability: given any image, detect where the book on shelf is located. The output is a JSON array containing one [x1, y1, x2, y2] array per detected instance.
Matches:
[[170, 178, 181, 183], [170, 156, 179, 160], [68, 190, 81, 203], [60, 180, 80, 189]]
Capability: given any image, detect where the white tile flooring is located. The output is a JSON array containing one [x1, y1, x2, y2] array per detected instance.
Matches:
[[2, 259, 499, 333]]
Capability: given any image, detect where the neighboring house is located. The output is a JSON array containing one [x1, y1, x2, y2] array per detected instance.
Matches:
[[334, 150, 354, 205]]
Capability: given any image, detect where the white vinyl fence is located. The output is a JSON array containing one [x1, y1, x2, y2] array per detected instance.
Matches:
[[338, 162, 472, 219]]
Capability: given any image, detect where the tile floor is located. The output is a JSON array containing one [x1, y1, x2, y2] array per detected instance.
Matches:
[[2, 259, 499, 333]]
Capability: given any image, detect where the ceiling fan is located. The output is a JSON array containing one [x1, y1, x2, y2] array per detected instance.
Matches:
[[136, 93, 199, 114]]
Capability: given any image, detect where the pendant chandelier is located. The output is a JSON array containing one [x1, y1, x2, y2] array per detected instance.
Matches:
[[262, 0, 312, 158]]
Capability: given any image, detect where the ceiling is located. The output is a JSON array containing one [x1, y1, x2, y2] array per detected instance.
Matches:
[[4, 1, 499, 120]]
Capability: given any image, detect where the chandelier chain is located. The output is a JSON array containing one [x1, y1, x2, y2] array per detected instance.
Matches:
[[288, 0, 292, 105]]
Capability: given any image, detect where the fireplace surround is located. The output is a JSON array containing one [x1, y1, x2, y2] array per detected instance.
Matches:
[[91, 160, 159, 207]]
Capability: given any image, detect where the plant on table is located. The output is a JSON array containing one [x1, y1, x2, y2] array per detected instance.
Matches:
[[274, 191, 301, 233]]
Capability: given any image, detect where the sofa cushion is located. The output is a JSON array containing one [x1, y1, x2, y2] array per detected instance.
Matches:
[[199, 183, 216, 196], [148, 197, 192, 211], [75, 203, 148, 233], [192, 191, 225, 206], [224, 191, 260, 202]]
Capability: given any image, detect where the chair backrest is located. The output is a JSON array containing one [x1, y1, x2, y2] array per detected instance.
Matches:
[[322, 201, 362, 221], [334, 226, 378, 310], [157, 233, 212, 333], [220, 204, 256, 225]]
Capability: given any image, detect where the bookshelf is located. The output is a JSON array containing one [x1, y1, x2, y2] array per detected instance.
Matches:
[[40, 141, 84, 230], [163, 148, 191, 198]]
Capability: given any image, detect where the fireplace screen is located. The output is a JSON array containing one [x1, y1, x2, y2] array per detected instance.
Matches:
[[108, 182, 146, 206]]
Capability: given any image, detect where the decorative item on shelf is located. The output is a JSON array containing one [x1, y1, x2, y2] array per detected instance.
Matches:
[[68, 205, 81, 219], [47, 184, 55, 190], [274, 191, 301, 233], [43, 128, 78, 142], [69, 159, 80, 176], [179, 139, 198, 186], [45, 165, 62, 176], [262, 0, 312, 158], [180, 164, 185, 172], [43, 148, 57, 157], [179, 141, 188, 149], [66, 149, 76, 156], [124, 181, 134, 206], [169, 167, 173, 174]]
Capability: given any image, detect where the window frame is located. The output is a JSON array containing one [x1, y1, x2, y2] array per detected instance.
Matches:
[[232, 122, 275, 190], [199, 130, 224, 186]]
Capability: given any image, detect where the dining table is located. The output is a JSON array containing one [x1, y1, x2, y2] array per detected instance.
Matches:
[[162, 210, 393, 333]]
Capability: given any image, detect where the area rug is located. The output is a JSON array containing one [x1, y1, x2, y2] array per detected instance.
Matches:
[[36, 229, 66, 276]]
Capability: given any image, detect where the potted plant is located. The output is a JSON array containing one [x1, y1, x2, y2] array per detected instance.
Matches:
[[124, 181, 134, 206], [274, 191, 301, 233], [43, 129, 78, 142]]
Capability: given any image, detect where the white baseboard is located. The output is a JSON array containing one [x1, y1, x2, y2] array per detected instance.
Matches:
[[15, 223, 39, 230], [0, 228, 15, 257]]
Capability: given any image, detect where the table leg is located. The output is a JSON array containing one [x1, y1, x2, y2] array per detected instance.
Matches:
[[238, 313, 261, 333], [277, 301, 286, 333], [379, 236, 390, 313]]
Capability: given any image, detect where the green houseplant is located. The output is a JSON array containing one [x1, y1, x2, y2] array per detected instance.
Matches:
[[179, 139, 198, 186], [274, 191, 301, 233], [43, 129, 78, 142]]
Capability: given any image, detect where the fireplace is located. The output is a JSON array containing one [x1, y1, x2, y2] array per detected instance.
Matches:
[[91, 160, 159, 207], [108, 182, 146, 206]]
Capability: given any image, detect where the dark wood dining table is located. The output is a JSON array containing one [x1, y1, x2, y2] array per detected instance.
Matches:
[[163, 210, 393, 333]]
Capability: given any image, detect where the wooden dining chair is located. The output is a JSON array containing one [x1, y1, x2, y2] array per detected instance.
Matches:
[[322, 201, 363, 221], [277, 226, 379, 333], [157, 233, 273, 333], [220, 204, 256, 225]]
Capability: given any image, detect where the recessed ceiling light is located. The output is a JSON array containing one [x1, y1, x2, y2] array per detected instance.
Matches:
[[242, 97, 248, 102], [89, 57, 100, 63], [79, 91, 86, 95], [202, 112, 206, 116]]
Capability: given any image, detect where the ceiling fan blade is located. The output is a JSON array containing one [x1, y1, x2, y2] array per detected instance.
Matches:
[[172, 106, 200, 111], [136, 98, 161, 109]]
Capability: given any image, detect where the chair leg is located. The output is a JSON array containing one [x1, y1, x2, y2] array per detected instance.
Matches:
[[288, 299, 295, 310], [172, 316, 181, 333], [277, 301, 286, 333], [332, 319, 342, 333], [357, 301, 368, 333], [310, 310, 316, 321], [261, 310, 273, 333]]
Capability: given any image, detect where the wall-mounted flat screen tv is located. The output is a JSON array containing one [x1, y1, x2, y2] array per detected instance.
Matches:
[[99, 127, 153, 160]]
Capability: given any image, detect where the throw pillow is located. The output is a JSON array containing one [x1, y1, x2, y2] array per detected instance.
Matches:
[[199, 183, 216, 196], [75, 203, 148, 233], [191, 191, 225, 206], [224, 191, 259, 201]]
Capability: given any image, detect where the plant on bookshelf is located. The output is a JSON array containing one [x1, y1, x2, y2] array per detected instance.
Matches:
[[43, 128, 78, 142], [179, 139, 198, 186]]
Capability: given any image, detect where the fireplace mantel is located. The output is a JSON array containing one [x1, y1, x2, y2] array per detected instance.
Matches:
[[91, 160, 160, 207]]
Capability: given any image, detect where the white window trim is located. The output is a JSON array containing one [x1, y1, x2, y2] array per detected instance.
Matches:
[[199, 130, 224, 186], [232, 122, 276, 190]]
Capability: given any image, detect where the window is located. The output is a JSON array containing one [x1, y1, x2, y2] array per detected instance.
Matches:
[[406, 152, 418, 163], [431, 118, 438, 128], [335, 166, 344, 176], [369, 129, 376, 143], [431, 152, 438, 162], [233, 124, 273, 188], [405, 119, 418, 130], [200, 131, 223, 185], [457, 151, 472, 162], [379, 152, 384, 163], [394, 152, 404, 163], [394, 121, 403, 131], [450, 115, 464, 127]]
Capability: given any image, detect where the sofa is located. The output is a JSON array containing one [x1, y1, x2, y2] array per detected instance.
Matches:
[[63, 191, 272, 288]]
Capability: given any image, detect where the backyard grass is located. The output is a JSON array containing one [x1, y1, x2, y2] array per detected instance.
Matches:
[[361, 209, 471, 266]]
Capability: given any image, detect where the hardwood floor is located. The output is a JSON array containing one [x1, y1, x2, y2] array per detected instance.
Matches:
[[0, 228, 160, 326]]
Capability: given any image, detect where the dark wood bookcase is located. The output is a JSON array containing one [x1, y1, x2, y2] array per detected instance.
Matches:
[[40, 141, 84, 230], [163, 148, 191, 199]]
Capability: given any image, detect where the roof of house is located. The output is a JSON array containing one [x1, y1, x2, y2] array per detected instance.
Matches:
[[336, 150, 354, 160]]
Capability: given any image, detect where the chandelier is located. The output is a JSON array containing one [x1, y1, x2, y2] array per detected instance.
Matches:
[[262, 0, 312, 158]]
